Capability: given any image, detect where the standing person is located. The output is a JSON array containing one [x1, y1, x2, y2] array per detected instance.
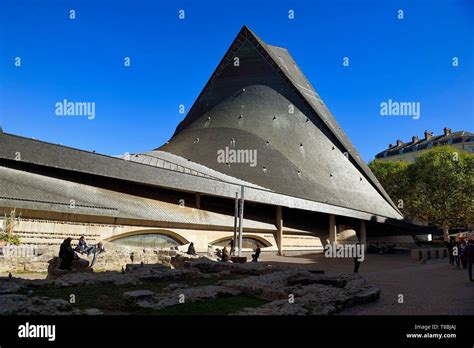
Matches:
[[447, 238, 455, 265], [353, 242, 362, 273], [229, 239, 235, 256], [251, 245, 261, 262], [460, 240, 468, 269], [58, 237, 75, 270], [454, 242, 461, 268], [465, 240, 474, 282]]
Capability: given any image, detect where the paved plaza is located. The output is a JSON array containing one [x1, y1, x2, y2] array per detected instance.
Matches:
[[258, 252, 474, 315]]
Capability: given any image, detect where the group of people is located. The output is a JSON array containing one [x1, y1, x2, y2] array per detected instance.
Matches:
[[447, 237, 474, 282], [189, 238, 262, 263], [58, 236, 106, 271]]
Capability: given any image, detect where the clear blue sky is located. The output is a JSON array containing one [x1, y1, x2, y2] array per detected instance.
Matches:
[[0, 0, 472, 161]]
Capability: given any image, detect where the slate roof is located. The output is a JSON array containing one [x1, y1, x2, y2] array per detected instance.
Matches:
[[160, 25, 402, 219], [375, 130, 473, 159]]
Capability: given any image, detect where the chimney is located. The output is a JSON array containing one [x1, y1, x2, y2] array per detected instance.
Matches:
[[396, 139, 403, 147], [412, 135, 419, 143], [443, 127, 452, 136], [424, 130, 433, 140], [388, 143, 393, 148]]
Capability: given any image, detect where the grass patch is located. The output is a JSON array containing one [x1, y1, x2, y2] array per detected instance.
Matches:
[[17, 274, 250, 315]]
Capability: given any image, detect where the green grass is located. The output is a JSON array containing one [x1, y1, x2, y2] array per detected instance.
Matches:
[[17, 275, 264, 315]]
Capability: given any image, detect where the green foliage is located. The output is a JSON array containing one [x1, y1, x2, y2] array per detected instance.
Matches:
[[1, 233, 21, 245], [1, 209, 21, 245], [368, 160, 410, 212], [369, 146, 474, 239]]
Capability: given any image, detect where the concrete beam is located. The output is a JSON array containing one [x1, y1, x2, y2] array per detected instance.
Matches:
[[276, 206, 284, 256]]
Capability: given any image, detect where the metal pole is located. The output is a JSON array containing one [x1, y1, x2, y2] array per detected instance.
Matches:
[[238, 186, 244, 257], [233, 192, 238, 256]]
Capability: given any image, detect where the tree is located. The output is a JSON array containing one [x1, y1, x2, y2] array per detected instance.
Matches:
[[368, 160, 410, 214], [369, 146, 474, 241], [410, 146, 474, 241]]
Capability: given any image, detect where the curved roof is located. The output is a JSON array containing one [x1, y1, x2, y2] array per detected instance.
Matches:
[[159, 26, 402, 219]]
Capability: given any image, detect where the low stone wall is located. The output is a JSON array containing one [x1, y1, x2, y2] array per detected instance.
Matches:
[[0, 243, 183, 274]]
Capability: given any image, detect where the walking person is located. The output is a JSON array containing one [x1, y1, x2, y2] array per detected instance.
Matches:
[[465, 240, 474, 282], [229, 239, 235, 256], [454, 242, 461, 268], [460, 240, 468, 269], [447, 238, 455, 265]]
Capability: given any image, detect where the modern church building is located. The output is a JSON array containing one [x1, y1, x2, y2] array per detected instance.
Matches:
[[0, 26, 427, 254]]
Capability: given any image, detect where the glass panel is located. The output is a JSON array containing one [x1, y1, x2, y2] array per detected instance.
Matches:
[[212, 238, 265, 249], [112, 234, 181, 249]]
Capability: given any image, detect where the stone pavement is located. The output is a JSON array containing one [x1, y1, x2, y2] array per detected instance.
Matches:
[[257, 252, 474, 315]]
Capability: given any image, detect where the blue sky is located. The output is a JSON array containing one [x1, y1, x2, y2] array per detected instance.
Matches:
[[0, 0, 473, 161]]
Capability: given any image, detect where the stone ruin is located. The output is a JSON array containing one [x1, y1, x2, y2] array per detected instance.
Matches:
[[0, 256, 380, 316]]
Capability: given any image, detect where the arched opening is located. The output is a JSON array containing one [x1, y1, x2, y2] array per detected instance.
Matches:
[[210, 235, 271, 249], [107, 230, 187, 249]]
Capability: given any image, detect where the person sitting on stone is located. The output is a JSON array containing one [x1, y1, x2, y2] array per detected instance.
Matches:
[[75, 236, 92, 254], [58, 237, 75, 270], [252, 246, 261, 262], [187, 242, 197, 256], [221, 247, 229, 262], [87, 241, 106, 268]]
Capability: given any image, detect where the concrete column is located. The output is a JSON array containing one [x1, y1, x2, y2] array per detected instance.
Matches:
[[360, 220, 367, 251], [276, 206, 283, 256], [195, 193, 201, 209], [329, 214, 336, 245]]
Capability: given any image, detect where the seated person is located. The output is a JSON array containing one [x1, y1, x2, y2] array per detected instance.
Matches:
[[187, 242, 197, 256], [75, 236, 93, 254], [221, 247, 229, 262], [58, 237, 75, 270], [87, 241, 106, 268], [252, 246, 261, 262]]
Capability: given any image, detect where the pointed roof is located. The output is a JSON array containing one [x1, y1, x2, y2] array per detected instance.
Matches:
[[159, 26, 402, 219]]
